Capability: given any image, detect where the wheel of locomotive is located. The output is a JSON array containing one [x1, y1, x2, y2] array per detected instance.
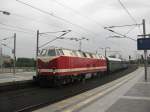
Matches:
[[33, 76, 40, 86], [80, 74, 86, 83], [54, 79, 62, 87], [70, 75, 74, 83], [39, 79, 49, 87], [95, 72, 101, 78], [91, 72, 98, 79]]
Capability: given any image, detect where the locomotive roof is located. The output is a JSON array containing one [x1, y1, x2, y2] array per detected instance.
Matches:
[[107, 57, 122, 61], [44, 46, 105, 57]]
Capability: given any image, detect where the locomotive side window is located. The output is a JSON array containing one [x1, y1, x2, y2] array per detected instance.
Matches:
[[79, 52, 85, 57], [72, 51, 78, 57], [56, 49, 60, 56], [76, 51, 82, 57], [56, 49, 64, 56], [63, 50, 72, 56], [99, 55, 102, 59], [48, 49, 56, 56], [82, 52, 87, 57], [59, 49, 64, 56], [89, 53, 93, 58], [96, 55, 99, 59], [92, 54, 97, 59], [85, 53, 90, 58]]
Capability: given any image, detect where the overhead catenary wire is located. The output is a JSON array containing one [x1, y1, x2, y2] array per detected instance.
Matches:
[[0, 34, 12, 39], [0, 41, 13, 50], [1, 12, 84, 38], [107, 39, 129, 50], [16, 0, 99, 37], [53, 0, 105, 29], [0, 36, 14, 41], [103, 1, 142, 41], [124, 25, 137, 35], [117, 0, 142, 35], [108, 35, 136, 41], [0, 27, 35, 35], [39, 31, 71, 48], [118, 0, 137, 24], [104, 23, 141, 29], [105, 28, 136, 41], [0, 22, 35, 32], [13, 0, 136, 53], [44, 39, 78, 50], [6, 9, 91, 38]]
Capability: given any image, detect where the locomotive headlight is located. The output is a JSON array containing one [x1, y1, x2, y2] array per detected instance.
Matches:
[[52, 68, 56, 74]]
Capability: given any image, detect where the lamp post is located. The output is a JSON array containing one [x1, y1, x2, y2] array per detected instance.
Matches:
[[0, 44, 2, 73], [0, 10, 11, 72], [0, 10, 17, 80], [137, 19, 148, 81], [13, 33, 16, 76], [107, 35, 136, 41]]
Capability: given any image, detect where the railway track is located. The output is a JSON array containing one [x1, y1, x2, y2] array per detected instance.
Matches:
[[0, 66, 137, 112]]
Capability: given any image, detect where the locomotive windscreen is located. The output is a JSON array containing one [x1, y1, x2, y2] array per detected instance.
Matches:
[[48, 49, 56, 56]]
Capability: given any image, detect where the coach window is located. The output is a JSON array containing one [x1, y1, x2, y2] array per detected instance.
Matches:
[[48, 49, 56, 56]]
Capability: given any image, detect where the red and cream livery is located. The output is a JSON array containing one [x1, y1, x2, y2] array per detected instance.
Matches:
[[36, 47, 107, 85]]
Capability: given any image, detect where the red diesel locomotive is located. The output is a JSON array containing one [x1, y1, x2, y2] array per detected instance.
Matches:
[[35, 47, 107, 85]]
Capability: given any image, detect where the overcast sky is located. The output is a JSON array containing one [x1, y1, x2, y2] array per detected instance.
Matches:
[[0, 0, 150, 59]]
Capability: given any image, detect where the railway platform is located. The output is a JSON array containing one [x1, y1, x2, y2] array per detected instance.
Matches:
[[34, 67, 150, 112], [0, 72, 35, 85]]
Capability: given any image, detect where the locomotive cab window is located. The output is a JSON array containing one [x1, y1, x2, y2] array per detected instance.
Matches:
[[48, 49, 56, 56], [40, 49, 47, 56]]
